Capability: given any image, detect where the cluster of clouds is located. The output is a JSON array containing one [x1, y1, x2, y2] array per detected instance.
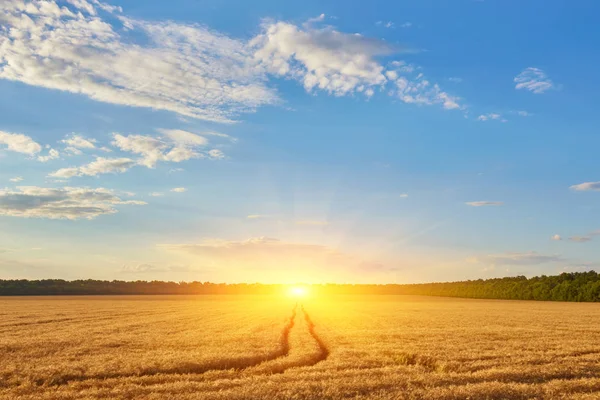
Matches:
[[0, 126, 225, 219], [0, 0, 465, 125], [0, 128, 228, 180], [0, 186, 145, 220], [0, 0, 565, 129], [0, 131, 60, 161]]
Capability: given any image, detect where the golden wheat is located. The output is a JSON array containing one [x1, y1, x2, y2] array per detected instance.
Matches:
[[1, 295, 599, 399]]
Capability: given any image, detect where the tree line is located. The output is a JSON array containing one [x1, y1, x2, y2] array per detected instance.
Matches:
[[1, 271, 600, 301]]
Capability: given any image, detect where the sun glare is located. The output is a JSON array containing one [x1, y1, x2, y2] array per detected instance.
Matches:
[[288, 286, 309, 298]]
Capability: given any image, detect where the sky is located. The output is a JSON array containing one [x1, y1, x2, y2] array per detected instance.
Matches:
[[1, 0, 600, 284]]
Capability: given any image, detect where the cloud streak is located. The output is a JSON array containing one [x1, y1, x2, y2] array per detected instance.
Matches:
[[469, 251, 564, 266], [514, 67, 555, 94], [0, 186, 145, 220], [466, 201, 504, 207], [570, 181, 600, 192]]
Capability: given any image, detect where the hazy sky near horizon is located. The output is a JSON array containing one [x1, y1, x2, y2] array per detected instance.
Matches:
[[1, 0, 600, 284]]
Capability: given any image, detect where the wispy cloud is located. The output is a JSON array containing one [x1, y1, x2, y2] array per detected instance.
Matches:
[[477, 113, 502, 122], [0, 186, 145, 220], [551, 234, 562, 241], [569, 236, 592, 243], [171, 187, 187, 193], [0, 0, 278, 123], [567, 230, 600, 243], [49, 157, 136, 178], [570, 181, 600, 192], [466, 201, 504, 207], [37, 148, 60, 162], [376, 21, 395, 28], [0, 2, 463, 123], [468, 251, 564, 265], [62, 134, 97, 150], [514, 67, 555, 94], [515, 110, 532, 117]]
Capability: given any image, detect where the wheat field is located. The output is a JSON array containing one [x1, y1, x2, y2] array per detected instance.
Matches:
[[1, 295, 600, 399]]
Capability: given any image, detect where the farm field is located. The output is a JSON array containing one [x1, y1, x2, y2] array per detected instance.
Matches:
[[1, 295, 600, 399]]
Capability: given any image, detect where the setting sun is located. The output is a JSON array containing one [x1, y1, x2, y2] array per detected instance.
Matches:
[[288, 286, 309, 298]]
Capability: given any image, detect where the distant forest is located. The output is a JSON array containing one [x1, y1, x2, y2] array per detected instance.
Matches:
[[1, 271, 600, 301]]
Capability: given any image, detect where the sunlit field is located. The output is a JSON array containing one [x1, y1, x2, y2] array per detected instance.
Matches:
[[2, 295, 600, 399]]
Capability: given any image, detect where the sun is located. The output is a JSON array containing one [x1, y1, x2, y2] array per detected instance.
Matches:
[[288, 285, 309, 298]]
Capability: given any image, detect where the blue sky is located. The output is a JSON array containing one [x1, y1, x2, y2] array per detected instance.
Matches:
[[1, 0, 599, 283]]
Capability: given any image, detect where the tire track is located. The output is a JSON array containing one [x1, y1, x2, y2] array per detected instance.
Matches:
[[35, 304, 298, 386], [301, 305, 330, 365]]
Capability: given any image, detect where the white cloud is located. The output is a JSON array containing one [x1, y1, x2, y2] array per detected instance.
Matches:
[[399, 193, 408, 198], [551, 234, 562, 241], [1, 2, 463, 123], [251, 20, 394, 97], [37, 148, 60, 162], [62, 134, 96, 150], [399, 22, 412, 28], [392, 74, 461, 110], [516, 110, 532, 117], [0, 131, 42, 155], [570, 181, 600, 192], [111, 133, 173, 168], [149, 192, 164, 197], [0, 186, 145, 220], [514, 67, 555, 94], [466, 201, 504, 207], [171, 187, 187, 193], [477, 113, 501, 122], [111, 132, 223, 168], [157, 128, 235, 142], [49, 157, 136, 178], [208, 149, 225, 159], [468, 251, 564, 266], [9, 177, 23, 183], [155, 129, 208, 147], [65, 147, 83, 155], [376, 21, 395, 29], [0, 0, 278, 123], [448, 77, 462, 83]]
